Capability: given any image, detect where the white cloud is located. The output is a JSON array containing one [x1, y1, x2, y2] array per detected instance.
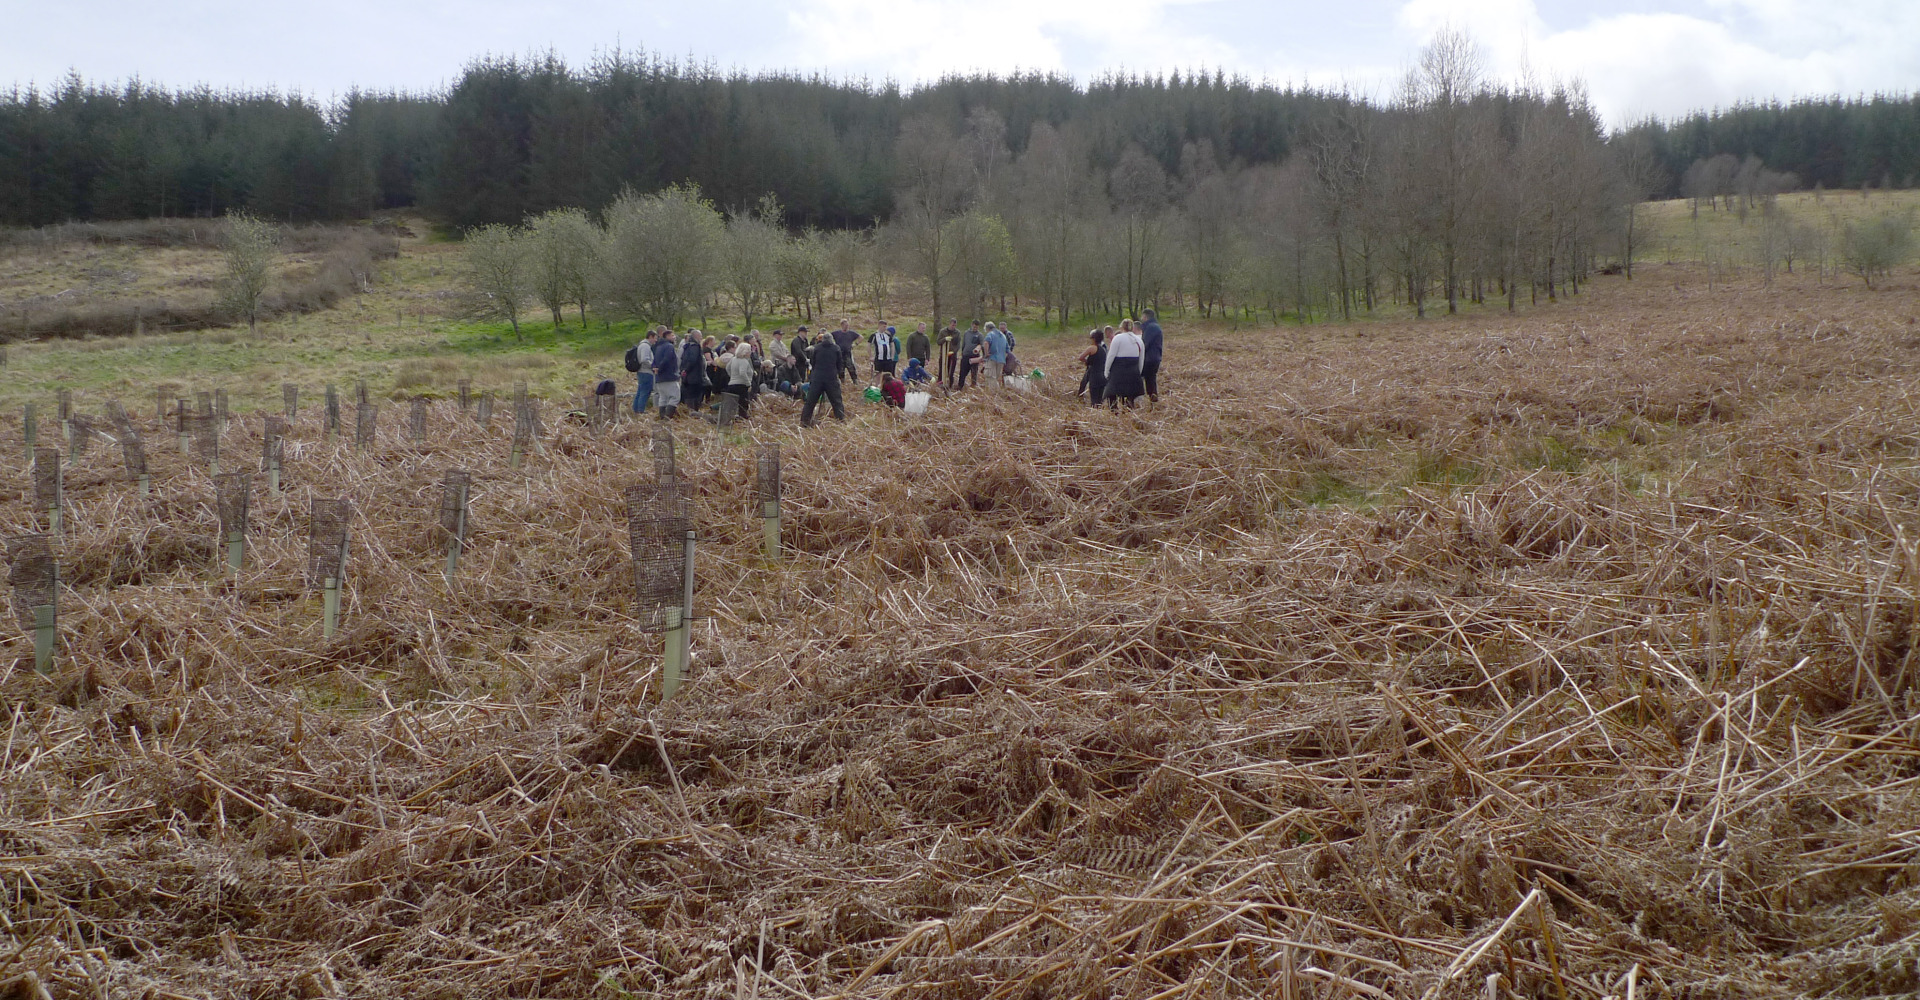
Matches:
[[784, 0, 1236, 83], [1390, 0, 1920, 124]]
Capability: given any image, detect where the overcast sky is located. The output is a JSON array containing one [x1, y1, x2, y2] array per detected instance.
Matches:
[[5, 0, 1916, 127]]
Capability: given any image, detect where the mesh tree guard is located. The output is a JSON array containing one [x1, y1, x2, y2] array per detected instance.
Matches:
[[652, 426, 677, 482], [439, 470, 472, 544], [67, 416, 93, 460], [307, 499, 352, 586], [190, 413, 219, 466], [32, 448, 60, 513], [110, 403, 147, 482], [213, 388, 229, 424], [6, 533, 57, 632], [599, 393, 618, 427], [410, 396, 428, 441], [716, 391, 739, 430], [475, 393, 494, 428], [196, 391, 212, 418], [283, 383, 298, 419], [626, 480, 688, 633], [156, 385, 167, 420], [756, 442, 781, 504], [175, 398, 191, 436], [514, 381, 528, 412], [57, 389, 71, 423], [457, 379, 471, 412], [262, 417, 286, 471], [325, 385, 341, 434], [355, 402, 377, 448], [355, 380, 369, 407], [22, 403, 35, 451], [215, 472, 252, 569], [512, 401, 533, 452], [587, 394, 606, 434]]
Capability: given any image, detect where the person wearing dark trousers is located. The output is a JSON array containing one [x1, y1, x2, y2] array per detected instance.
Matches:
[[1077, 328, 1108, 406], [939, 320, 961, 387], [1140, 308, 1164, 405], [906, 323, 931, 374], [870, 325, 899, 376], [955, 321, 984, 388], [679, 333, 709, 412], [789, 327, 811, 381], [629, 328, 658, 413], [1103, 323, 1145, 409], [831, 320, 860, 382], [724, 346, 755, 419], [801, 332, 847, 426]]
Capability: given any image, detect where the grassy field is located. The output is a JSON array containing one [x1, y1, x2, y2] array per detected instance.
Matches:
[[1638, 189, 1920, 277], [3, 226, 1920, 998]]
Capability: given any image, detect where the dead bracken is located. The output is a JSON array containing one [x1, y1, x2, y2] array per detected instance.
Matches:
[[3, 272, 1920, 999]]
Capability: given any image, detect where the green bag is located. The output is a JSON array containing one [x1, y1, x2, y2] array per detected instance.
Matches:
[[863, 386, 883, 403]]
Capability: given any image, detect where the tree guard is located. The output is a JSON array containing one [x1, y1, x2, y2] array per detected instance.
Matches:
[[627, 479, 695, 699], [716, 391, 739, 430], [410, 395, 428, 443], [325, 385, 341, 438], [6, 533, 57, 675], [175, 397, 191, 455], [190, 412, 220, 474], [214, 388, 229, 426], [355, 402, 377, 451], [283, 383, 299, 420], [262, 416, 286, 492], [355, 380, 369, 407], [110, 403, 150, 494], [457, 379, 472, 412], [757, 441, 782, 562], [67, 415, 92, 463], [653, 426, 677, 482], [475, 392, 493, 429], [215, 471, 252, 571], [308, 499, 352, 638], [33, 447, 62, 533], [439, 470, 471, 579], [510, 398, 532, 468]]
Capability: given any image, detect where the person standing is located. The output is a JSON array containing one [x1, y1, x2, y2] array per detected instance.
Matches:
[[724, 345, 755, 419], [906, 322, 932, 373], [1077, 328, 1108, 406], [955, 321, 983, 389], [628, 328, 659, 414], [1104, 323, 1145, 410], [1139, 308, 1164, 406], [651, 326, 682, 418], [983, 322, 1008, 388], [789, 327, 811, 381], [679, 331, 709, 412], [831, 319, 860, 383], [939, 319, 961, 387], [870, 325, 900, 376], [801, 331, 847, 426]]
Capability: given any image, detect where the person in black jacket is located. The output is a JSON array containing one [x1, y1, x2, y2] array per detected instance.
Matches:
[[679, 333, 709, 412], [906, 323, 932, 373], [1140, 308, 1164, 405], [789, 327, 811, 381], [801, 331, 847, 426]]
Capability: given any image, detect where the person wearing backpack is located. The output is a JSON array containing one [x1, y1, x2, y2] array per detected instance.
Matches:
[[627, 328, 659, 413]]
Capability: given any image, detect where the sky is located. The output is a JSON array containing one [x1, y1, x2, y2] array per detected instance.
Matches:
[[4, 0, 1917, 127]]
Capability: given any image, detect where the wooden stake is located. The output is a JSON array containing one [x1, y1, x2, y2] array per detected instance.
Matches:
[[32, 604, 55, 675]]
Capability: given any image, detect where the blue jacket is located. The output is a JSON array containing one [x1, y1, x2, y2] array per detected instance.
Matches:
[[1141, 319, 1164, 366], [653, 339, 680, 382], [902, 359, 932, 383], [986, 330, 1008, 363]]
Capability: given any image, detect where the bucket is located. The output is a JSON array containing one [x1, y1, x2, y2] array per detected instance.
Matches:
[[904, 392, 930, 415]]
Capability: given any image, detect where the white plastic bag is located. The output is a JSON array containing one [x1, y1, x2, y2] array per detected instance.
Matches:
[[904, 392, 930, 415]]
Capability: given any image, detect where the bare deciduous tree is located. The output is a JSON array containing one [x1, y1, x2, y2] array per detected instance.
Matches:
[[220, 211, 279, 335], [462, 222, 530, 338]]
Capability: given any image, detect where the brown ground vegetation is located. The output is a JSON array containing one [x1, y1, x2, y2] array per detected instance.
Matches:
[[4, 270, 1920, 998]]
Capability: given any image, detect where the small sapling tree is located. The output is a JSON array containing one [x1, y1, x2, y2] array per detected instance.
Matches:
[[220, 211, 279, 335]]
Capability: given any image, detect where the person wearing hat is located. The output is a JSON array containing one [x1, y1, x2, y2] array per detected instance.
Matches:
[[902, 356, 932, 386], [801, 329, 847, 426], [789, 326, 812, 381], [869, 324, 900, 376]]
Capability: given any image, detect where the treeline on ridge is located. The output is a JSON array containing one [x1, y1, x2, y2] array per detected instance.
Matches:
[[3, 48, 1918, 231]]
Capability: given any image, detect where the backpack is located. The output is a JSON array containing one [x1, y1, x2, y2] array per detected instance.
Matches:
[[624, 344, 643, 373]]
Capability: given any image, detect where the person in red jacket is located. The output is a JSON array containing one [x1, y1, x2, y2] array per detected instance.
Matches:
[[880, 372, 907, 409]]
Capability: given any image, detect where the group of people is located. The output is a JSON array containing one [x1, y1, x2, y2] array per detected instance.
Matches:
[[619, 309, 1163, 427], [1074, 309, 1164, 409]]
